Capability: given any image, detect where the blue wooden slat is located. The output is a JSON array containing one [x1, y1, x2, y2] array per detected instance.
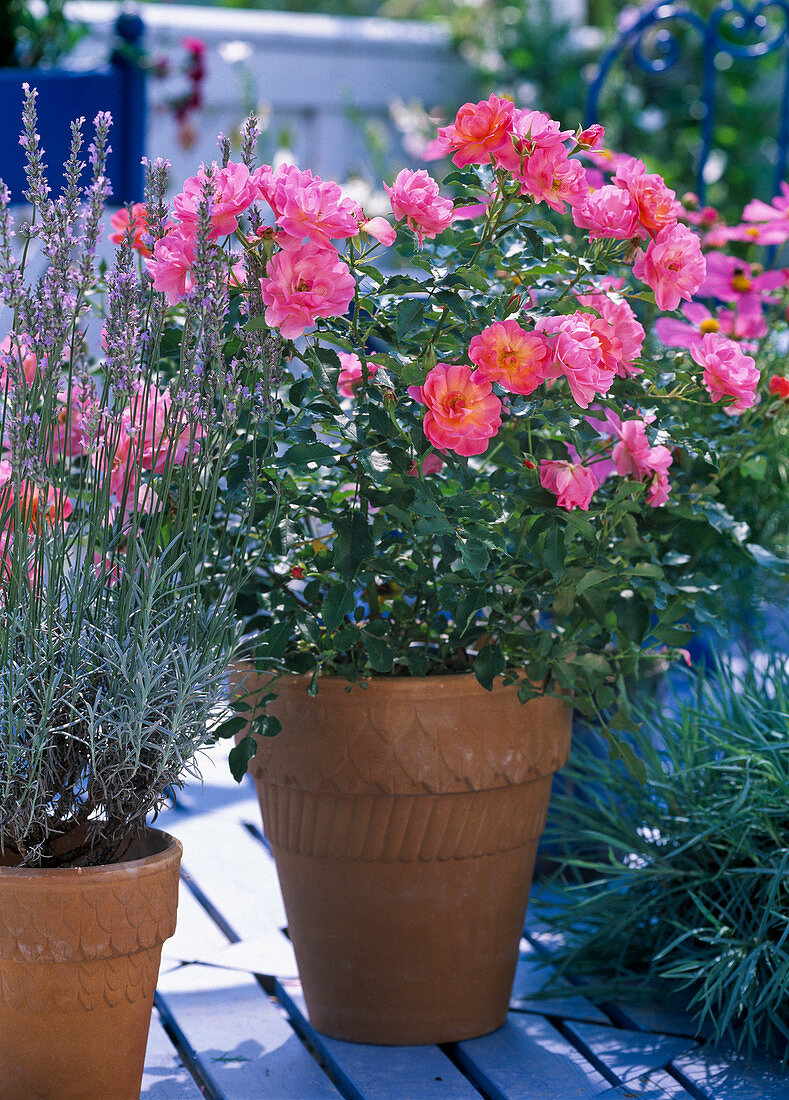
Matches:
[[158, 965, 342, 1100], [602, 996, 715, 1041], [451, 1012, 610, 1100], [595, 1066, 696, 1098], [670, 1045, 789, 1100], [563, 1021, 699, 1084], [511, 942, 611, 1025], [276, 978, 482, 1100]]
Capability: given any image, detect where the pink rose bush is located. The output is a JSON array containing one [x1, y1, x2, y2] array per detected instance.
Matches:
[[115, 90, 789, 729]]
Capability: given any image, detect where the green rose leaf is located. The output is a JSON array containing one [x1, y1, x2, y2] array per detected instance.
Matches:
[[474, 642, 506, 691]]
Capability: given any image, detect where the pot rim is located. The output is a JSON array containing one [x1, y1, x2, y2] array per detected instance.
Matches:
[[231, 665, 564, 702], [0, 827, 182, 878]]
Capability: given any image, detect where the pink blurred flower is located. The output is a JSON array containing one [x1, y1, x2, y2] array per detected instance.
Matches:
[[632, 223, 706, 311], [337, 352, 379, 398], [260, 242, 356, 340], [613, 157, 680, 238], [109, 203, 154, 257], [52, 388, 92, 459], [536, 312, 619, 408], [384, 169, 455, 246], [696, 251, 786, 312], [572, 184, 641, 240], [417, 362, 502, 456], [174, 161, 258, 239], [0, 333, 39, 388], [468, 320, 552, 395], [539, 459, 598, 511], [690, 332, 760, 414], [146, 227, 196, 305], [654, 300, 766, 352], [433, 94, 516, 168], [0, 460, 73, 531], [740, 182, 789, 246]]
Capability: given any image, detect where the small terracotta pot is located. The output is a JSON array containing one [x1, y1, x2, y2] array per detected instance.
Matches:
[[0, 828, 181, 1100], [230, 666, 571, 1045]]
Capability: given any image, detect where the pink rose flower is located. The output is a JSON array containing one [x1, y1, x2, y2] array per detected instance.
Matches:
[[174, 161, 258, 240], [361, 217, 397, 246], [519, 147, 590, 213], [408, 452, 445, 476], [572, 184, 641, 240], [613, 157, 680, 237], [612, 419, 673, 505], [690, 332, 760, 414], [337, 352, 379, 398], [577, 124, 605, 150], [494, 109, 573, 174], [632, 223, 706, 312], [260, 242, 356, 340], [539, 459, 598, 511], [384, 169, 455, 246], [433, 94, 516, 168], [146, 227, 196, 305], [109, 203, 154, 257], [537, 312, 620, 408], [418, 362, 502, 457], [265, 165, 363, 249], [468, 320, 551, 395], [577, 290, 645, 376]]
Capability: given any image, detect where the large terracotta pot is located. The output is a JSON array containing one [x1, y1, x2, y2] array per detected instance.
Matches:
[[230, 666, 572, 1045], [0, 828, 181, 1100]]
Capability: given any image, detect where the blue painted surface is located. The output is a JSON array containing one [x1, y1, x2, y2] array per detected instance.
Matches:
[[0, 14, 146, 205], [585, 0, 789, 203]]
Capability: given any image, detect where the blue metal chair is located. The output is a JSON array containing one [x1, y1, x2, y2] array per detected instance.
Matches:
[[585, 0, 789, 203], [0, 13, 146, 205]]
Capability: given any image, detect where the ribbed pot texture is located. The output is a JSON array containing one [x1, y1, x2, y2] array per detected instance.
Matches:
[[230, 666, 572, 1045], [0, 828, 181, 1100]]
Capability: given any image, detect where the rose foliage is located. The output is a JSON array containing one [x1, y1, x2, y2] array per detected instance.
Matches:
[[144, 95, 789, 775]]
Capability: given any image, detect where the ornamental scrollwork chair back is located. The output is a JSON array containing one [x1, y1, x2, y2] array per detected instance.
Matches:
[[585, 0, 789, 208]]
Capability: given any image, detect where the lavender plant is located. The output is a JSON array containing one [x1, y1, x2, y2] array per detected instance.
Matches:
[[0, 89, 274, 867]]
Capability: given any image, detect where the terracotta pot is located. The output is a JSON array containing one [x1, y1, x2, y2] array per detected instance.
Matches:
[[0, 828, 181, 1100], [230, 666, 572, 1045]]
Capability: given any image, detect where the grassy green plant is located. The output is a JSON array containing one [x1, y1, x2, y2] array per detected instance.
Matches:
[[538, 658, 789, 1056]]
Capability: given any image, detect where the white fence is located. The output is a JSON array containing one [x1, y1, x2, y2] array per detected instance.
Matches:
[[67, 1, 479, 191]]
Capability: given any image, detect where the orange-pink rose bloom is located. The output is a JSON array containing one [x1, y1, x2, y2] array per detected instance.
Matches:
[[416, 363, 502, 457], [468, 320, 551, 395]]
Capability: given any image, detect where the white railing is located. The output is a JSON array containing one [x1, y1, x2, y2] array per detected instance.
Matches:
[[66, 1, 478, 189]]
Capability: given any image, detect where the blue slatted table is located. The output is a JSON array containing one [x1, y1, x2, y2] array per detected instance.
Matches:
[[142, 743, 789, 1099]]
